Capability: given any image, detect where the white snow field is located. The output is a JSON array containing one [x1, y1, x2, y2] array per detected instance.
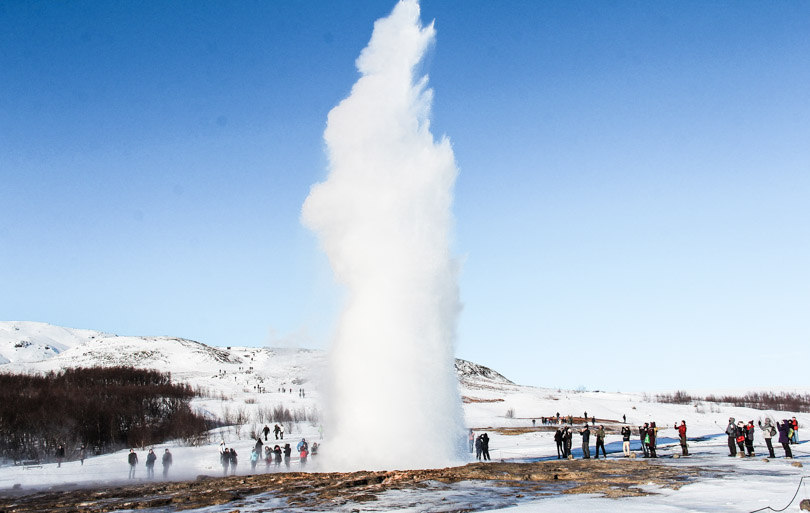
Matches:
[[0, 321, 808, 512]]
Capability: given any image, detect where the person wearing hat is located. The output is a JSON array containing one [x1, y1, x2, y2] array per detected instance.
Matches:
[[594, 425, 607, 459], [725, 417, 738, 457], [735, 421, 746, 456]]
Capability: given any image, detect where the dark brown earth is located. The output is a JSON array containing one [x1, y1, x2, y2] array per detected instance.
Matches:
[[0, 459, 710, 513]]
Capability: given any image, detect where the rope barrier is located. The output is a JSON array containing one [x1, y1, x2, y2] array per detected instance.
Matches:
[[749, 476, 807, 513]]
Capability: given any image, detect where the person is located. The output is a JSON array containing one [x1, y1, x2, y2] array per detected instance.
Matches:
[[592, 416, 596, 426], [311, 442, 319, 457], [777, 420, 793, 458], [274, 445, 283, 468], [735, 421, 746, 456], [469, 429, 475, 453], [283, 443, 292, 469], [647, 424, 657, 458], [297, 438, 309, 466], [579, 424, 591, 459], [594, 425, 606, 459], [532, 419, 536, 427], [675, 420, 688, 456], [264, 446, 272, 471], [162, 449, 172, 479], [744, 420, 755, 456], [145, 449, 156, 479], [758, 418, 777, 458], [55, 444, 65, 468], [584, 411, 588, 421], [229, 448, 238, 475], [220, 442, 229, 475], [563, 427, 573, 459], [263, 424, 271, 441], [621, 425, 632, 457], [128, 449, 138, 479], [78, 444, 87, 466], [255, 437, 263, 453], [279, 424, 285, 440], [639, 424, 650, 458], [791, 417, 799, 444], [474, 434, 483, 460], [623, 414, 626, 423], [651, 422, 658, 452], [554, 428, 564, 459], [250, 447, 259, 472], [725, 417, 738, 457], [481, 433, 491, 461], [274, 424, 281, 440]]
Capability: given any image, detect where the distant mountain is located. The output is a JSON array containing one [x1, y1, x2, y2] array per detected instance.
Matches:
[[0, 322, 513, 395]]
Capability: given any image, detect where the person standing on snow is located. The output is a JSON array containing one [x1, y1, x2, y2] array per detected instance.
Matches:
[[127, 448, 138, 479], [297, 438, 309, 466], [283, 443, 292, 469], [579, 424, 591, 459], [279, 424, 285, 440], [475, 434, 483, 460], [744, 421, 756, 456], [646, 424, 657, 458], [674, 420, 688, 456], [758, 418, 777, 458], [777, 420, 793, 458], [229, 448, 238, 475], [564, 427, 573, 458], [263, 424, 270, 441], [55, 444, 66, 468], [481, 433, 491, 461], [791, 417, 799, 444], [274, 445, 283, 468], [162, 449, 172, 479], [725, 417, 738, 457], [554, 428, 564, 459], [78, 444, 87, 466], [639, 424, 649, 458], [468, 429, 475, 453], [219, 442, 229, 475], [594, 425, 607, 459], [273, 424, 281, 440], [621, 425, 632, 457], [145, 449, 157, 479], [735, 421, 746, 455]]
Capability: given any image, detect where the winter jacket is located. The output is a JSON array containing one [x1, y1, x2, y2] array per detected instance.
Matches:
[[777, 421, 791, 444], [554, 430, 563, 443], [580, 427, 590, 442], [621, 427, 632, 441], [128, 452, 138, 465], [676, 424, 687, 437], [595, 427, 605, 441], [146, 452, 156, 467], [726, 420, 738, 438], [162, 452, 172, 466], [745, 424, 755, 441]]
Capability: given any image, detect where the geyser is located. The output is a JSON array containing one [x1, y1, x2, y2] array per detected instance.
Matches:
[[301, 0, 464, 470]]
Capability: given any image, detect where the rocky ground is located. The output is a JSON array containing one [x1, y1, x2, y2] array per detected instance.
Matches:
[[0, 459, 711, 512]]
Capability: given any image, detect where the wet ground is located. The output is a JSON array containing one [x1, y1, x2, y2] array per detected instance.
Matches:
[[0, 458, 711, 512]]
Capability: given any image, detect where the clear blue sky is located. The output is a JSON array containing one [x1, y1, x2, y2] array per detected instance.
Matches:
[[2, 1, 808, 391]]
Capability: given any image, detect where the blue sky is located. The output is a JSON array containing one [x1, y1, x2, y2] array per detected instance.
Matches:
[[2, 1, 808, 391]]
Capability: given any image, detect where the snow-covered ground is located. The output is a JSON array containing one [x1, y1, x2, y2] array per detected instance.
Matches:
[[1, 321, 808, 512]]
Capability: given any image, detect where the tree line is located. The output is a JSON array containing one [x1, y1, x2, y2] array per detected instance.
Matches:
[[0, 366, 211, 462]]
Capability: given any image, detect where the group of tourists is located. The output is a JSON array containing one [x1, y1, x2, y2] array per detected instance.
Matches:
[[554, 424, 608, 459], [726, 417, 798, 459], [262, 424, 285, 440], [127, 447, 172, 479]]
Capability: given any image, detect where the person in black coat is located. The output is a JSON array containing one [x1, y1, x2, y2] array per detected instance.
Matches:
[[475, 434, 483, 460], [554, 428, 564, 459], [580, 425, 591, 459], [480, 433, 491, 461], [162, 449, 172, 478]]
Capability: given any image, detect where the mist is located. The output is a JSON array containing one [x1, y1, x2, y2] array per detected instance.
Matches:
[[301, 0, 465, 470]]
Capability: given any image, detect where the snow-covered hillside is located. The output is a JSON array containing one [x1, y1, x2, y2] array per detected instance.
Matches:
[[0, 321, 109, 365]]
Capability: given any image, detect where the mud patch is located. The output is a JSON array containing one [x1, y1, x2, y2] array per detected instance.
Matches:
[[0, 459, 709, 512]]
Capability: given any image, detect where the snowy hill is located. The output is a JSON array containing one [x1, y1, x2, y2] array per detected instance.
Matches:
[[0, 321, 109, 365]]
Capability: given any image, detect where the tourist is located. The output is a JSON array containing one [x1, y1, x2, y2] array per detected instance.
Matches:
[[725, 417, 738, 457], [128, 448, 138, 479], [145, 449, 157, 479], [579, 424, 591, 459], [229, 448, 238, 475], [594, 425, 606, 459], [639, 424, 649, 458], [554, 428, 564, 459], [621, 425, 632, 457], [55, 444, 65, 468], [777, 420, 793, 458], [674, 420, 688, 456], [735, 421, 746, 455], [283, 443, 292, 469], [758, 418, 777, 458], [791, 417, 799, 444], [274, 445, 283, 468], [162, 449, 172, 479], [250, 447, 259, 472], [481, 433, 491, 461], [475, 434, 483, 460], [263, 424, 270, 441]]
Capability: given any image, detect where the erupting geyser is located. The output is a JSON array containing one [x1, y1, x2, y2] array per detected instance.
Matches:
[[302, 0, 465, 470]]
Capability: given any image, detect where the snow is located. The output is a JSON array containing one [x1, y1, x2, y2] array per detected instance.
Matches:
[[1, 321, 809, 512]]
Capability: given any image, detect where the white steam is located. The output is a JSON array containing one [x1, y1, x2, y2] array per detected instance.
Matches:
[[301, 0, 464, 470]]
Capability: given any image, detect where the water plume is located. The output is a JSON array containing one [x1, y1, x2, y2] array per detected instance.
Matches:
[[301, 0, 464, 470]]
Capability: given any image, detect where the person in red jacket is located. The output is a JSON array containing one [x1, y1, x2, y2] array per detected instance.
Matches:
[[674, 420, 688, 456], [791, 417, 799, 444]]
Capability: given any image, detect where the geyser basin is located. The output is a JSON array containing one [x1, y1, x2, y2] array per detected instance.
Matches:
[[302, 0, 464, 471]]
